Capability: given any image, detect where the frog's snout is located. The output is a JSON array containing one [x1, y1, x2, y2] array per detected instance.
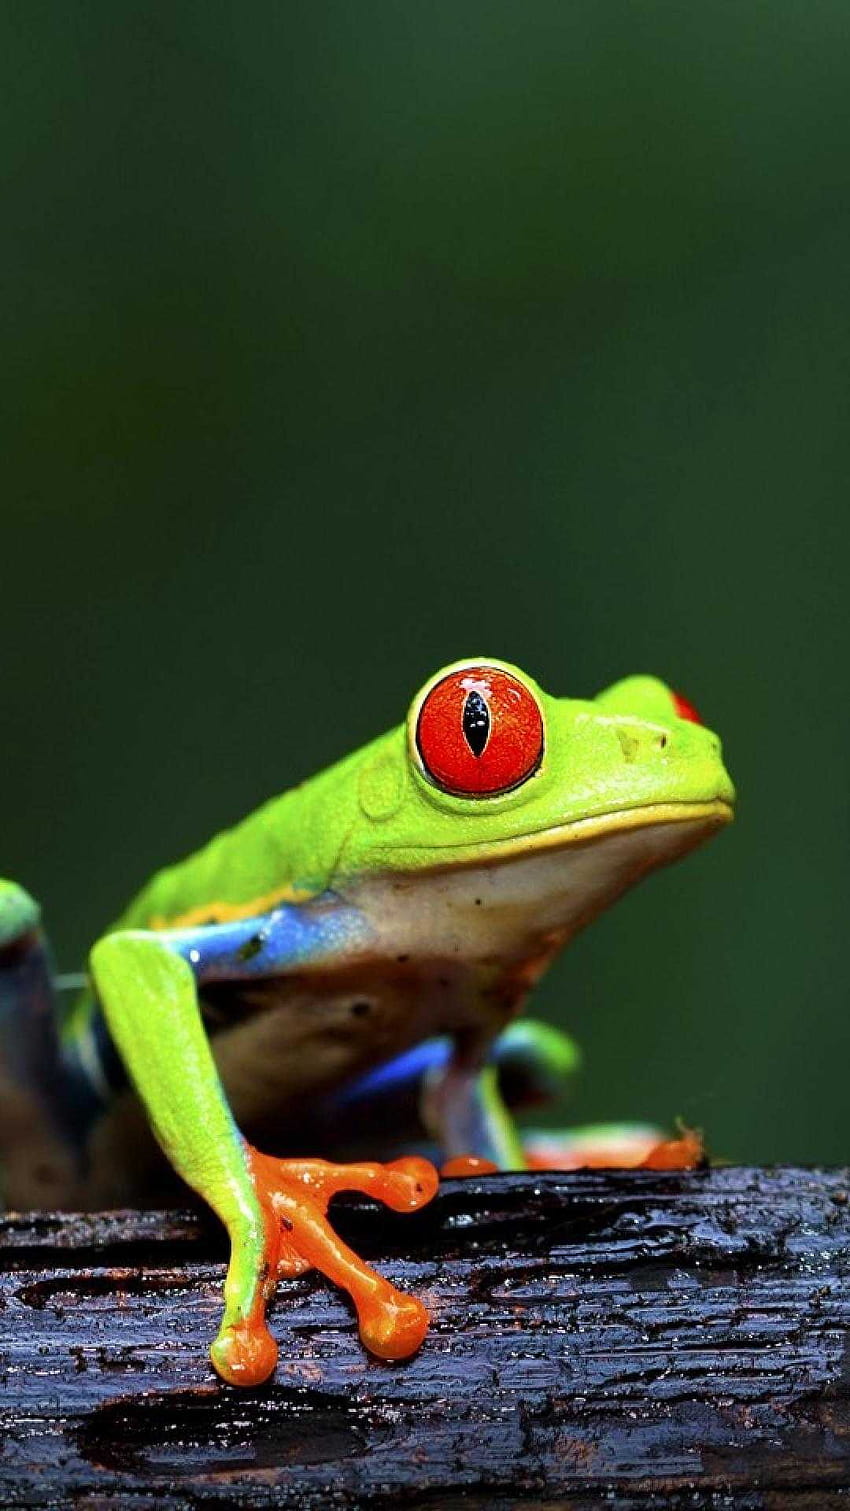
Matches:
[[598, 714, 734, 811], [606, 716, 718, 767]]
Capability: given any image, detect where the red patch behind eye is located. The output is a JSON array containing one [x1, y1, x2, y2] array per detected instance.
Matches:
[[673, 691, 703, 724], [416, 666, 544, 796]]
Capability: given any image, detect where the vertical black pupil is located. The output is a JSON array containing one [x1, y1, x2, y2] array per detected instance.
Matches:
[[462, 690, 490, 757]]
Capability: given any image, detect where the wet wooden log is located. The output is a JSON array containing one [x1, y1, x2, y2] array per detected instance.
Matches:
[[1, 1167, 850, 1507]]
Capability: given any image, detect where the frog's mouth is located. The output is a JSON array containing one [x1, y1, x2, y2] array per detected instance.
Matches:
[[385, 799, 733, 869], [473, 797, 731, 861]]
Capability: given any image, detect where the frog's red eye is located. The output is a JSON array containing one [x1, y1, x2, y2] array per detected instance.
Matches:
[[415, 666, 544, 796], [673, 691, 702, 724]]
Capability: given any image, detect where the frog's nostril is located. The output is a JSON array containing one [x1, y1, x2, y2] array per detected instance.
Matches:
[[615, 725, 668, 762], [615, 728, 640, 763]]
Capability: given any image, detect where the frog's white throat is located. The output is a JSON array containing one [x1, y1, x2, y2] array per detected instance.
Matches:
[[350, 803, 731, 971]]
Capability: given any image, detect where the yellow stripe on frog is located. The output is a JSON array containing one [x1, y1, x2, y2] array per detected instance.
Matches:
[[148, 880, 316, 932]]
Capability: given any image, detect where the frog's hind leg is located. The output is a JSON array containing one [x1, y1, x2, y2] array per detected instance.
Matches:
[[0, 880, 83, 1208], [522, 1123, 704, 1170]]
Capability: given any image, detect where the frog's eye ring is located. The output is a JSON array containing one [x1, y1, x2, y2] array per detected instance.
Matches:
[[415, 666, 544, 797], [673, 691, 703, 725]]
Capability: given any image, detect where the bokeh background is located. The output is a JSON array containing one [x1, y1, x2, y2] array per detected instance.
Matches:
[[2, 3, 848, 1162]]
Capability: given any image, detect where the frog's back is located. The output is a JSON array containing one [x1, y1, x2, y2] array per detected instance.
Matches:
[[112, 743, 372, 934]]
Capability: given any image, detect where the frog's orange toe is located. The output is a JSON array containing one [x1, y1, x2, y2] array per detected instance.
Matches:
[[381, 1156, 440, 1211], [441, 1154, 500, 1177], [358, 1290, 430, 1361], [211, 1319, 278, 1388], [639, 1125, 705, 1170]]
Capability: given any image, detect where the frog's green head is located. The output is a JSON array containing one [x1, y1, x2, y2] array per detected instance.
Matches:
[[340, 658, 734, 884]]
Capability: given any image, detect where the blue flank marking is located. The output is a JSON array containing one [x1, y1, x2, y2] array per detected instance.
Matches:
[[163, 893, 371, 982], [57, 893, 373, 1127], [333, 1038, 453, 1104]]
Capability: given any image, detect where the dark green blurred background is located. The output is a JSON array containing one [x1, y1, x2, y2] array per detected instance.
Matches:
[[2, 4, 847, 1161]]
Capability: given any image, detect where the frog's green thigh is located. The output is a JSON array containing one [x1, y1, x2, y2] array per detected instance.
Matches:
[[90, 927, 438, 1386], [0, 878, 40, 946], [491, 1019, 582, 1108]]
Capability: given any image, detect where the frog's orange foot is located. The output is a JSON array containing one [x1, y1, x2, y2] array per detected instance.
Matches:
[[638, 1125, 705, 1170], [245, 1148, 438, 1365], [522, 1122, 706, 1171]]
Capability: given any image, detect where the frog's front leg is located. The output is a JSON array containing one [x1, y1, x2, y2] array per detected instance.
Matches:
[[89, 906, 438, 1387]]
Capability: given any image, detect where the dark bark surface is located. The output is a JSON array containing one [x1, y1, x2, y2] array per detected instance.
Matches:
[[2, 1166, 850, 1508]]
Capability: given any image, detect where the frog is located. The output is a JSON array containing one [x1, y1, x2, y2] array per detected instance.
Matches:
[[0, 657, 734, 1386]]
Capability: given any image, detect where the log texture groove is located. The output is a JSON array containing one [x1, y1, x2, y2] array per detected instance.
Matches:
[[1, 1166, 850, 1508]]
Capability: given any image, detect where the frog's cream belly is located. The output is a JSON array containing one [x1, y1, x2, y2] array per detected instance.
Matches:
[[84, 804, 726, 1202]]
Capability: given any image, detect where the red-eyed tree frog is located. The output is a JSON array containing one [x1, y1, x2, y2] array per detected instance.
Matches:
[[0, 658, 734, 1386]]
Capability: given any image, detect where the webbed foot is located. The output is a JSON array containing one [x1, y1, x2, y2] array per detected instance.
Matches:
[[211, 1150, 439, 1385]]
